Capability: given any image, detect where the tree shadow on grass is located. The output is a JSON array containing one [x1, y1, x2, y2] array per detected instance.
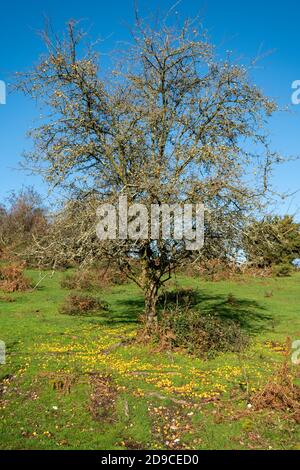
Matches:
[[196, 293, 272, 334], [86, 288, 272, 334], [156, 288, 271, 333], [86, 297, 145, 326]]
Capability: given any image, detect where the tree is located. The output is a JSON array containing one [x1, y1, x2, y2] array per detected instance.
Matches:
[[17, 16, 282, 327], [243, 215, 300, 268], [0, 187, 48, 259]]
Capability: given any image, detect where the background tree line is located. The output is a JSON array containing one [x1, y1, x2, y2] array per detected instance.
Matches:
[[1, 187, 300, 277]]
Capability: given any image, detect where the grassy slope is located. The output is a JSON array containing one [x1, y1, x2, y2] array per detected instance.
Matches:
[[0, 270, 300, 450]]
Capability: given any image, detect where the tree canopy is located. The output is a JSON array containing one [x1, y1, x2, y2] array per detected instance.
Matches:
[[244, 215, 300, 268], [17, 16, 283, 324]]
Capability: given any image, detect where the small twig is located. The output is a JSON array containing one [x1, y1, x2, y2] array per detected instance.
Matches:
[[124, 399, 129, 418], [31, 270, 55, 291]]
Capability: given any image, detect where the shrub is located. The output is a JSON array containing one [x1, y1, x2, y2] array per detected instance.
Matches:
[[60, 270, 95, 290], [140, 307, 249, 357], [251, 359, 300, 423], [272, 263, 293, 278], [158, 288, 199, 308], [60, 267, 127, 291], [243, 266, 273, 278], [200, 260, 240, 281], [0, 262, 31, 292], [59, 293, 109, 316]]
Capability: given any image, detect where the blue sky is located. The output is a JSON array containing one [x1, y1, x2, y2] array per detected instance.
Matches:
[[0, 0, 300, 214]]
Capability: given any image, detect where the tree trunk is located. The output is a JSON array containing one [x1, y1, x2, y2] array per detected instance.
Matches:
[[144, 282, 159, 327]]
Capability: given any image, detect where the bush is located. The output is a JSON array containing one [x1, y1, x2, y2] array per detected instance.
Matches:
[[197, 260, 240, 281], [142, 307, 249, 357], [60, 270, 95, 290], [158, 288, 199, 308], [272, 263, 293, 278], [59, 293, 109, 316], [0, 262, 31, 292], [251, 359, 300, 422], [61, 267, 127, 291], [243, 266, 273, 278]]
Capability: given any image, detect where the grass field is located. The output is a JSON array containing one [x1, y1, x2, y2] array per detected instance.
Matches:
[[1, 270, 300, 450]]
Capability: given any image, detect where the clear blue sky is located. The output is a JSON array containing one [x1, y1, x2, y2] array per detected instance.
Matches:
[[0, 0, 300, 214]]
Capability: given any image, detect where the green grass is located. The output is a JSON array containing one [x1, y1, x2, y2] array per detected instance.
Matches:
[[0, 270, 300, 450]]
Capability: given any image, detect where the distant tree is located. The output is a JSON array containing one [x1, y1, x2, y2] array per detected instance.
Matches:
[[0, 204, 7, 252], [17, 17, 283, 327], [244, 215, 300, 268], [0, 187, 48, 258]]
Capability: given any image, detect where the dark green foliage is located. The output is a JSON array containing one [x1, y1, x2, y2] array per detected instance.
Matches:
[[156, 307, 249, 356], [272, 263, 293, 278], [244, 215, 300, 268]]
